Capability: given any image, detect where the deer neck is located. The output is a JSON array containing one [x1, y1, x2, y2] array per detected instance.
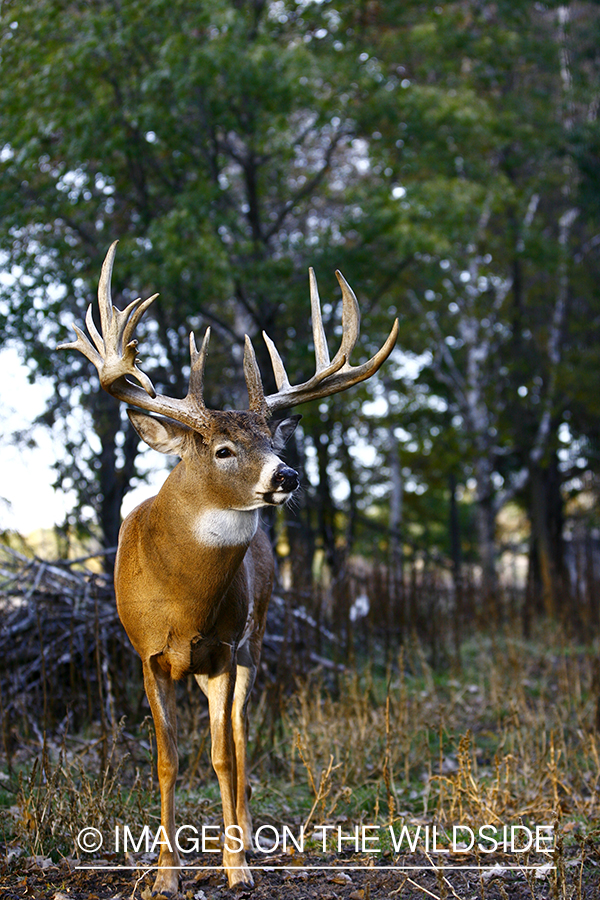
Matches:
[[148, 461, 259, 554]]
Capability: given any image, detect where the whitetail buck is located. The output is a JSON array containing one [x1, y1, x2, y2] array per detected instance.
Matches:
[[60, 241, 398, 896]]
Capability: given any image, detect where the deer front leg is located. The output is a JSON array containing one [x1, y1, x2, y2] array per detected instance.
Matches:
[[143, 657, 181, 897], [205, 668, 253, 888], [231, 647, 257, 852]]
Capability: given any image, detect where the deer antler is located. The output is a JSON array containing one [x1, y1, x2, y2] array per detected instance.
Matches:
[[60, 242, 398, 424], [244, 268, 399, 416], [59, 241, 212, 429]]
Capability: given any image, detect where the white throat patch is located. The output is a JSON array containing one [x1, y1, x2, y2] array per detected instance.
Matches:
[[193, 508, 259, 548]]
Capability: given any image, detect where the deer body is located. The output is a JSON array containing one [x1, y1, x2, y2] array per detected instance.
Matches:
[[59, 242, 398, 895], [114, 410, 292, 680], [113, 410, 296, 893], [116, 482, 271, 682]]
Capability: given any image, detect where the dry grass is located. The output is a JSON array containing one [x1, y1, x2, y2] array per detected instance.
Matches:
[[6, 719, 152, 860], [2, 618, 600, 897], [269, 628, 600, 832]]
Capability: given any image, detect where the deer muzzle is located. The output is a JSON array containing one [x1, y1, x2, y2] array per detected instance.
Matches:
[[272, 464, 299, 494]]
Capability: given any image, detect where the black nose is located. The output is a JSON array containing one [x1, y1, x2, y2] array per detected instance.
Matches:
[[273, 464, 299, 492]]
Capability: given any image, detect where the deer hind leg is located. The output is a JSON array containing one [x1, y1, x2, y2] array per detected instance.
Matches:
[[231, 644, 257, 852], [142, 657, 182, 897], [199, 667, 253, 888]]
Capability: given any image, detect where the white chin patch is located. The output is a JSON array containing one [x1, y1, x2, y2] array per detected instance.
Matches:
[[263, 490, 291, 506], [193, 509, 259, 547]]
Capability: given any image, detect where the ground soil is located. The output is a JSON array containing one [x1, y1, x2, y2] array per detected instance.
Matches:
[[1, 849, 598, 900]]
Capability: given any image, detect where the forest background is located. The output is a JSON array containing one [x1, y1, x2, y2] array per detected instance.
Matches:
[[2, 0, 600, 622], [1, 2, 600, 896]]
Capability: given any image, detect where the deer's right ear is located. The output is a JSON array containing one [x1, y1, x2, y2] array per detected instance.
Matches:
[[271, 414, 301, 451], [127, 410, 190, 456]]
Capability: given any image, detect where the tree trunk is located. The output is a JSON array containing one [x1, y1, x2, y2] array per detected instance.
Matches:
[[92, 392, 140, 574], [315, 430, 339, 578], [528, 455, 567, 621], [449, 472, 463, 661], [389, 426, 404, 577], [283, 426, 316, 597], [474, 456, 499, 609], [388, 426, 404, 641], [338, 428, 358, 556]]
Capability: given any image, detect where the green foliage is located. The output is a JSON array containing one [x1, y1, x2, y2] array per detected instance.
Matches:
[[1, 0, 600, 582], [344, 0, 600, 581], [0, 0, 397, 546]]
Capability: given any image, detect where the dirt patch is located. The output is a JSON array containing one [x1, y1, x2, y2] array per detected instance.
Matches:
[[1, 850, 595, 900]]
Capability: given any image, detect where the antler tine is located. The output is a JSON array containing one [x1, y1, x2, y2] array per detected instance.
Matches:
[[309, 267, 331, 371], [186, 328, 210, 410], [58, 316, 104, 368], [59, 242, 157, 399], [244, 336, 269, 417], [97, 239, 117, 337], [122, 293, 159, 349], [334, 270, 360, 368], [262, 269, 399, 416], [262, 331, 291, 391]]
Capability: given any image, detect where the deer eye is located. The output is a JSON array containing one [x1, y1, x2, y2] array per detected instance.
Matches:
[[215, 446, 235, 459]]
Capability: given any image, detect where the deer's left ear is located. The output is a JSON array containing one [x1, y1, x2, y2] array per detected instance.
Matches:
[[271, 415, 301, 451], [127, 409, 191, 456]]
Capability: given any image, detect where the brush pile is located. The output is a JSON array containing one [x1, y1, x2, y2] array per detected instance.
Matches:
[[0, 547, 129, 742], [0, 547, 336, 748]]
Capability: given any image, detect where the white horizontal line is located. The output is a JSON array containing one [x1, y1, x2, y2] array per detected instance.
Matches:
[[76, 864, 556, 872]]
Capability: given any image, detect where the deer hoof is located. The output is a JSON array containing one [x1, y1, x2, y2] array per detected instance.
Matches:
[[149, 872, 180, 898], [227, 865, 254, 890]]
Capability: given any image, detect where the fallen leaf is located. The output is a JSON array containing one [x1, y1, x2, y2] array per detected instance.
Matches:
[[329, 872, 352, 884], [26, 855, 54, 870]]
